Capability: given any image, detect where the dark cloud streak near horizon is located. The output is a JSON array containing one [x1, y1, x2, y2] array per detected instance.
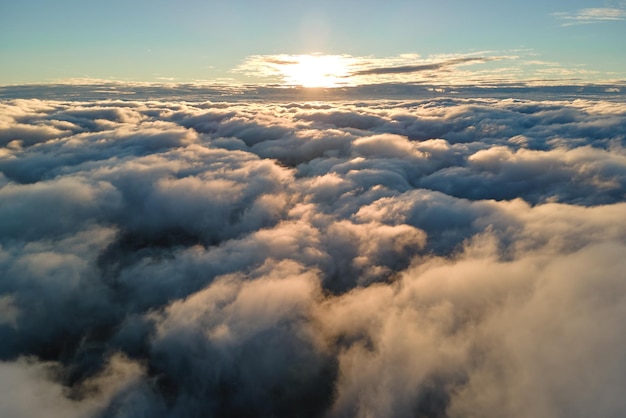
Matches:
[[351, 57, 496, 76], [1, 90, 626, 418]]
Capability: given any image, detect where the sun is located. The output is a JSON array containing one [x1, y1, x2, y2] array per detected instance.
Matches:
[[280, 54, 351, 88]]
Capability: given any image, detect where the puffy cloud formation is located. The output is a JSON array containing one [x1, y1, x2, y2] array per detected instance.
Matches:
[[1, 93, 626, 417]]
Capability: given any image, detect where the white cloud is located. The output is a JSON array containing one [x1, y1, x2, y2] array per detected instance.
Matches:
[[554, 8, 626, 26]]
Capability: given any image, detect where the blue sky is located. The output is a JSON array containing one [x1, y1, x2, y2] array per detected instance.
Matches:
[[1, 0, 625, 85]]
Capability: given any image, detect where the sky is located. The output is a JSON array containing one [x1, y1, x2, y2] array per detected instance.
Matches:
[[1, 0, 625, 85]]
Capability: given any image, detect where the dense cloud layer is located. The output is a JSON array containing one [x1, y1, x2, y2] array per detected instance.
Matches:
[[1, 94, 626, 417]]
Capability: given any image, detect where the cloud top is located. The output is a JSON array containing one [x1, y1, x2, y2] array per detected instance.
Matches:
[[1, 93, 626, 417]]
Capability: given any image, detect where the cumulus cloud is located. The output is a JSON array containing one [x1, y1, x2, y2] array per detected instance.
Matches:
[[0, 354, 151, 418], [1, 89, 626, 417]]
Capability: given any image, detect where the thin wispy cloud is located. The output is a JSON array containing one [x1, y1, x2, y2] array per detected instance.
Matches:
[[554, 7, 626, 26], [234, 53, 516, 87], [350, 57, 496, 76], [233, 52, 619, 88]]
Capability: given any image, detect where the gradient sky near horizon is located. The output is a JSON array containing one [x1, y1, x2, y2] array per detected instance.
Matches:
[[1, 0, 625, 85]]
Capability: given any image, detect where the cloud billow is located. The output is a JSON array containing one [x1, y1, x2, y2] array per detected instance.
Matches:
[[1, 92, 626, 417]]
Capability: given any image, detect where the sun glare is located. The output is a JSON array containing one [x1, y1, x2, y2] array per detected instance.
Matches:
[[281, 55, 351, 88]]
